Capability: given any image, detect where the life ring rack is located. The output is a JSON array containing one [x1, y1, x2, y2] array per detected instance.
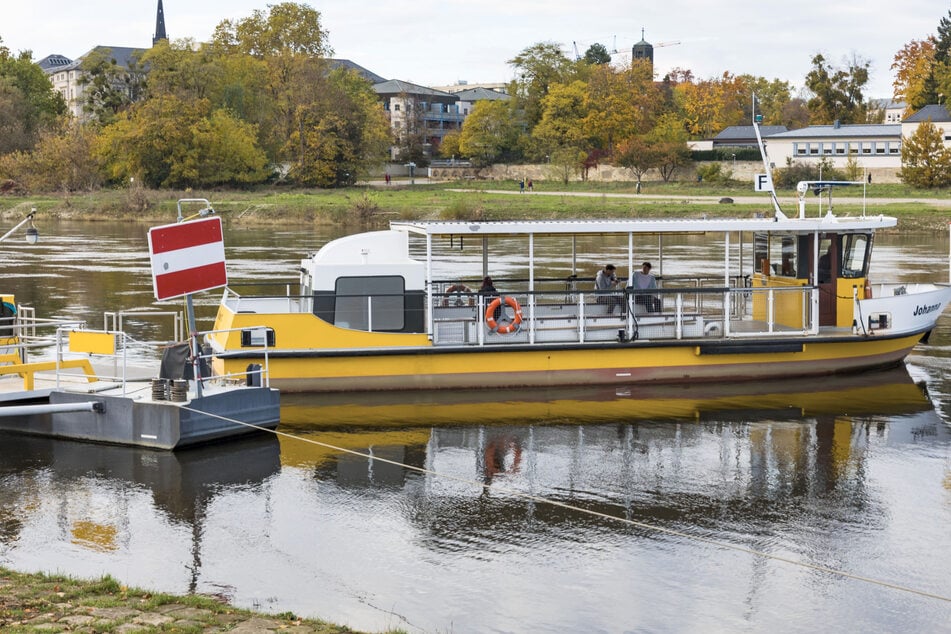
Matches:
[[443, 284, 474, 307], [485, 296, 523, 334]]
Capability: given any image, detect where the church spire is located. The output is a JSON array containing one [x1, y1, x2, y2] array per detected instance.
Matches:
[[153, 0, 167, 46]]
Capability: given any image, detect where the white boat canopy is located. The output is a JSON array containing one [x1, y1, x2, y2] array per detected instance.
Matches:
[[389, 215, 897, 237]]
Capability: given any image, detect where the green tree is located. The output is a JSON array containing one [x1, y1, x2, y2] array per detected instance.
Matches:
[[458, 99, 525, 166], [583, 43, 611, 65], [804, 53, 870, 124], [96, 95, 268, 188], [284, 69, 390, 187], [79, 47, 147, 125], [508, 42, 576, 127], [212, 2, 332, 162], [898, 119, 951, 187], [0, 42, 67, 153]]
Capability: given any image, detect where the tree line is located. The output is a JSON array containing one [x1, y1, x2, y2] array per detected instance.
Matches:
[[1, 3, 951, 193]]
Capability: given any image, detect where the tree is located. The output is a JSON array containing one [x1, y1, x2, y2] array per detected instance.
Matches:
[[212, 2, 332, 163], [740, 76, 794, 125], [508, 42, 576, 127], [284, 69, 390, 186], [583, 43, 611, 65], [615, 136, 663, 189], [675, 73, 748, 138], [531, 80, 591, 154], [458, 100, 524, 166], [79, 47, 147, 125], [898, 119, 951, 187], [585, 62, 662, 154], [96, 95, 268, 188], [892, 38, 938, 113], [804, 53, 870, 124], [437, 130, 462, 159], [0, 117, 100, 193], [0, 43, 66, 153]]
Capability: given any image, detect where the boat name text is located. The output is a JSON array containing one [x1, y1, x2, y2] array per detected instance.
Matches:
[[913, 302, 942, 316]]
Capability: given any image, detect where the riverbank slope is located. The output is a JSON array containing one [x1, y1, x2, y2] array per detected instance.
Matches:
[[0, 566, 375, 633]]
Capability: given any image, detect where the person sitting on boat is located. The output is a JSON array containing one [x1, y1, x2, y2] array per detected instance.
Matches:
[[629, 262, 661, 313], [480, 276, 501, 319], [595, 264, 623, 314]]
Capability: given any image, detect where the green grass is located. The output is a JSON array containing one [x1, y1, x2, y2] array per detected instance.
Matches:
[[1, 177, 949, 231], [0, 566, 372, 633]]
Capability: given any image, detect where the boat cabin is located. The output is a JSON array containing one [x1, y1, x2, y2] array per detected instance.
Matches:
[[286, 214, 893, 348]]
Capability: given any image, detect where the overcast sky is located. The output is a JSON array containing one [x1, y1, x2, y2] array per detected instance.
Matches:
[[2, 0, 947, 98]]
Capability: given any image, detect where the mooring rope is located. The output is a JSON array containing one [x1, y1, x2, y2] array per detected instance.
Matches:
[[183, 405, 951, 603]]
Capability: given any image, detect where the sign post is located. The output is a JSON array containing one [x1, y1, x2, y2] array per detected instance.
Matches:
[[147, 216, 228, 398]]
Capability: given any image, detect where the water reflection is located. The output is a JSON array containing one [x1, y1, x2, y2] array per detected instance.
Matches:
[[0, 365, 948, 631]]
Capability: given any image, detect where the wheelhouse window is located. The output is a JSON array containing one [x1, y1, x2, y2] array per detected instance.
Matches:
[[840, 234, 871, 278], [335, 276, 406, 331]]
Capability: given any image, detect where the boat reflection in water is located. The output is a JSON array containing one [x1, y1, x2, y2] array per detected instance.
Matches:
[[1, 365, 949, 632], [277, 365, 944, 476]]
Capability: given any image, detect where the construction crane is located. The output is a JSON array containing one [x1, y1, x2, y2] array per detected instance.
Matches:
[[572, 41, 581, 61], [654, 40, 681, 48]]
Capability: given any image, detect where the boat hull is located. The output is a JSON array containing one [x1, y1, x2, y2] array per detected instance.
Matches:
[[215, 330, 926, 393]]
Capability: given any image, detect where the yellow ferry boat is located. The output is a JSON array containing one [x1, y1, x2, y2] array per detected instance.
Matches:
[[207, 118, 951, 393]]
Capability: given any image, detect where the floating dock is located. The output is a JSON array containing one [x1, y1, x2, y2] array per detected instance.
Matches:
[[0, 380, 279, 450]]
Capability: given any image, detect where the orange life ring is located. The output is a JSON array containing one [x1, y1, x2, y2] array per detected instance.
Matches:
[[485, 296, 522, 334], [443, 284, 474, 307]]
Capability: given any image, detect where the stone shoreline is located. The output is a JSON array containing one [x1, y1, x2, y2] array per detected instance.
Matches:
[[0, 567, 370, 633]]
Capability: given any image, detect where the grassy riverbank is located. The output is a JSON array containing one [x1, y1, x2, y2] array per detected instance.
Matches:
[[1, 179, 950, 231], [0, 566, 383, 633]]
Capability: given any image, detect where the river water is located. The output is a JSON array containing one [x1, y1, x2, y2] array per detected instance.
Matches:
[[1, 219, 951, 633]]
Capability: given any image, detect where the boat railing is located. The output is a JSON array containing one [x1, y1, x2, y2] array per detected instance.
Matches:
[[1, 305, 88, 365], [221, 286, 312, 315], [431, 284, 818, 345], [198, 325, 271, 389]]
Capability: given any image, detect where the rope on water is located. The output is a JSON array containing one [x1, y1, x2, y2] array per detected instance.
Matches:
[[183, 405, 951, 604]]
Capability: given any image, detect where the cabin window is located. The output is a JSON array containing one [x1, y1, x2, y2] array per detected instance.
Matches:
[[335, 276, 406, 331], [841, 234, 871, 278], [753, 233, 798, 277]]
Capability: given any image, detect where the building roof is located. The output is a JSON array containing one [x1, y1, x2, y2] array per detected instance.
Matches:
[[373, 79, 458, 101], [713, 125, 787, 142], [769, 124, 901, 139], [904, 104, 951, 123], [37, 54, 74, 73], [452, 87, 510, 102], [329, 59, 387, 84]]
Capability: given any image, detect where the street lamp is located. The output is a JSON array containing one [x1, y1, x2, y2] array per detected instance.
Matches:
[[731, 153, 736, 175], [0, 207, 39, 244]]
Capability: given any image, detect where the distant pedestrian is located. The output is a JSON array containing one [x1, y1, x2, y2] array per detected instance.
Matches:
[[867, 173, 872, 184], [385, 172, 391, 185], [519, 178, 525, 193], [528, 179, 533, 192], [636, 181, 641, 194]]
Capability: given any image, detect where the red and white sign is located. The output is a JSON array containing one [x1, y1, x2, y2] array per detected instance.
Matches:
[[148, 217, 227, 300]]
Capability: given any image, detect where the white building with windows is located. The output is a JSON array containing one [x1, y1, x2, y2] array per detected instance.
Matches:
[[765, 122, 902, 169]]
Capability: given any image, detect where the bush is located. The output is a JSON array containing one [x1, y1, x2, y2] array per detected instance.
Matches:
[[696, 162, 733, 184], [773, 157, 843, 189], [440, 197, 485, 221]]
